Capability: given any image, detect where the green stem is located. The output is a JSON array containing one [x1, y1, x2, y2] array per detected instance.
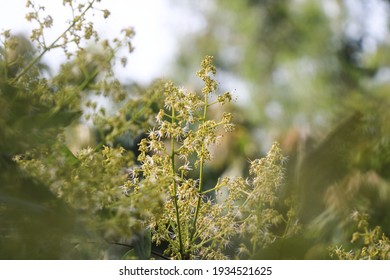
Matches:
[[252, 240, 257, 257], [170, 108, 185, 259], [200, 178, 221, 195], [13, 0, 95, 82], [190, 93, 209, 242]]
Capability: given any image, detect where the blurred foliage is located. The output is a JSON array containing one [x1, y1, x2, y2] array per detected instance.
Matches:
[[171, 0, 390, 258], [0, 30, 82, 258], [0, 80, 80, 259], [0, 0, 162, 259]]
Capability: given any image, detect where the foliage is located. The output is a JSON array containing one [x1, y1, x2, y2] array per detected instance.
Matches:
[[1, 0, 390, 260]]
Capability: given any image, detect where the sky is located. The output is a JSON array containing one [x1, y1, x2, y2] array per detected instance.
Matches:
[[1, 0, 388, 88], [0, 0, 204, 84]]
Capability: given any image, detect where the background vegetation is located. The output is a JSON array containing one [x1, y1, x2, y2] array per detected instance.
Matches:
[[1, 0, 390, 259]]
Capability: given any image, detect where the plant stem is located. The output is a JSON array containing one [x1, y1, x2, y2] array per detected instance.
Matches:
[[200, 178, 221, 195], [190, 93, 209, 242], [170, 108, 185, 259], [252, 240, 257, 258]]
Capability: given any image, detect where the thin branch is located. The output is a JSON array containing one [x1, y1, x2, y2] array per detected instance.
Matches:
[[13, 0, 96, 82], [170, 107, 185, 259]]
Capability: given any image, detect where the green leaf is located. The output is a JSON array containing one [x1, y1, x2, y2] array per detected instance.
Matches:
[[60, 144, 79, 166], [133, 228, 152, 260], [121, 249, 137, 260]]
